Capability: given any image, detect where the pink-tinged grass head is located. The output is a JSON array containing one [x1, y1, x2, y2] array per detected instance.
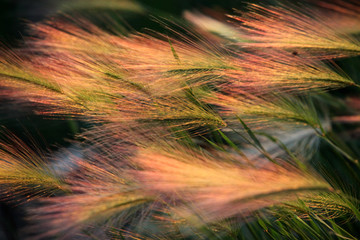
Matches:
[[1, 16, 357, 132], [230, 4, 360, 59], [29, 154, 152, 238], [218, 51, 355, 94], [132, 144, 330, 223]]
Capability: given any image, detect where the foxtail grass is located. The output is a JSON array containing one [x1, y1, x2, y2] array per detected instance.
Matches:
[[0, 131, 68, 200], [0, 1, 359, 239], [231, 3, 360, 59]]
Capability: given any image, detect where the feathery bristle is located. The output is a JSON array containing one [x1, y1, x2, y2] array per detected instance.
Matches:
[[133, 145, 330, 222], [231, 4, 360, 59], [0, 132, 67, 200], [206, 92, 321, 129], [0, 2, 358, 239], [29, 155, 152, 237]]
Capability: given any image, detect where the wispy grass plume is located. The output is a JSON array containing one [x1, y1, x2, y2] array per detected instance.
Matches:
[[29, 154, 151, 238], [0, 131, 67, 200], [133, 144, 330, 223], [206, 92, 322, 129], [219, 51, 355, 94], [0, 2, 359, 239], [231, 3, 360, 59]]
